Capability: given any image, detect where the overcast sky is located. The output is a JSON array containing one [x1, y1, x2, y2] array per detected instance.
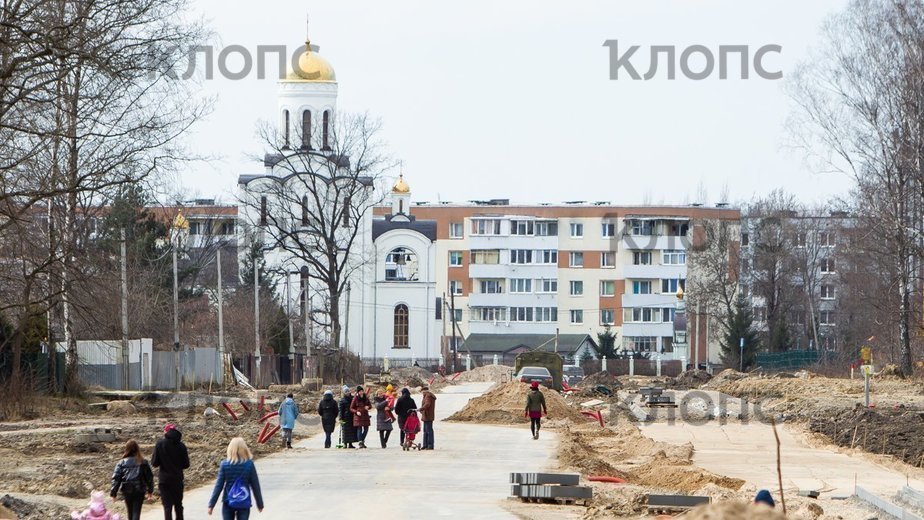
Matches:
[[177, 0, 852, 208]]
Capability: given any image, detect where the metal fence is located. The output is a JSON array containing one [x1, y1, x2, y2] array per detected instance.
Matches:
[[581, 358, 683, 377], [755, 350, 832, 371]]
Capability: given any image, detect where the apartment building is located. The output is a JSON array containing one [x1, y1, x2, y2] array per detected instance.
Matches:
[[374, 201, 739, 362]]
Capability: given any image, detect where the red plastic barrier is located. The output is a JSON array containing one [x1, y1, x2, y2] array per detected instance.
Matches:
[[561, 379, 573, 392], [256, 422, 271, 443], [588, 476, 626, 484], [428, 376, 435, 386], [258, 411, 279, 423], [239, 400, 250, 412], [450, 372, 462, 381], [259, 425, 281, 444], [580, 410, 604, 428], [222, 402, 239, 420], [258, 395, 265, 413]]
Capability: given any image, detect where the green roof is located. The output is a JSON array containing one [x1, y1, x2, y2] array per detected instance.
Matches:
[[461, 333, 596, 355]]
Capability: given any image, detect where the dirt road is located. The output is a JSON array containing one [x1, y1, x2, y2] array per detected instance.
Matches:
[[142, 383, 557, 519]]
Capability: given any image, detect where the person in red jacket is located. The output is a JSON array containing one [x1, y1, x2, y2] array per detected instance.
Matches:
[[350, 386, 372, 449]]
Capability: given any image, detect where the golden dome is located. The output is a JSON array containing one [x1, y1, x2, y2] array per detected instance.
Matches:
[[285, 41, 336, 82], [676, 287, 685, 300], [392, 174, 410, 194]]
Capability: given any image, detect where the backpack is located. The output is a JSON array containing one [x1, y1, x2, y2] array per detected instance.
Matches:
[[226, 464, 252, 510]]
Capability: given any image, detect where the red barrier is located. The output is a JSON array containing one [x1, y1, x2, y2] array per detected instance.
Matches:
[[428, 376, 435, 386], [239, 400, 251, 412], [222, 402, 239, 420], [450, 372, 462, 381], [258, 395, 265, 413], [561, 380, 573, 392], [258, 411, 279, 424], [259, 425, 281, 444], [588, 476, 626, 484], [256, 422, 271, 443], [580, 410, 604, 428]]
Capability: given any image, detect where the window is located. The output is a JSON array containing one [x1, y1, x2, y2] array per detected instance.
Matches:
[[511, 249, 533, 264], [449, 251, 463, 267], [538, 279, 558, 293], [661, 307, 676, 322], [471, 219, 502, 235], [632, 280, 652, 294], [393, 304, 409, 349], [221, 222, 235, 235], [821, 285, 836, 300], [820, 310, 835, 326], [820, 258, 835, 274], [449, 222, 464, 239], [661, 278, 686, 294], [661, 337, 674, 353], [569, 252, 584, 267], [188, 221, 203, 236], [259, 196, 268, 226], [510, 278, 532, 293], [535, 307, 558, 322], [342, 196, 351, 226], [600, 280, 616, 297], [476, 307, 507, 322], [511, 220, 534, 236], [633, 251, 652, 265], [601, 252, 615, 268], [741, 233, 749, 246], [601, 309, 615, 325], [452, 309, 463, 322], [630, 220, 654, 236], [283, 110, 290, 148], [738, 283, 750, 299], [601, 222, 616, 238], [471, 250, 500, 264], [795, 232, 807, 248], [662, 250, 686, 265], [790, 311, 806, 326], [570, 310, 584, 324], [753, 306, 767, 322], [625, 336, 656, 352], [538, 250, 558, 264], [570, 223, 584, 238], [668, 221, 689, 236], [480, 280, 503, 294], [385, 248, 419, 281], [449, 280, 463, 295], [569, 280, 584, 296], [301, 110, 312, 149], [535, 221, 558, 236], [627, 308, 661, 323], [820, 231, 835, 247], [301, 195, 310, 227], [322, 110, 330, 150], [510, 307, 534, 322]]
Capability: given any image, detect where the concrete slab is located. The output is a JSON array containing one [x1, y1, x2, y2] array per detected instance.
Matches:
[[142, 382, 557, 519]]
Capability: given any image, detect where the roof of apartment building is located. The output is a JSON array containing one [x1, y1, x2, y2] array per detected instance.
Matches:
[[463, 333, 597, 356], [373, 202, 740, 220]]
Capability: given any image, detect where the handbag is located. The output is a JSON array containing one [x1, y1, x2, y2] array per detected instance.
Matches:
[[226, 470, 252, 510]]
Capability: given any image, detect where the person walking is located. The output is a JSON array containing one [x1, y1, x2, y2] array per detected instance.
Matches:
[[373, 392, 394, 448], [338, 386, 358, 449], [524, 381, 548, 440], [350, 385, 372, 449], [110, 440, 154, 520], [393, 388, 417, 446], [277, 393, 299, 449], [316, 390, 339, 449], [207, 437, 264, 519], [420, 385, 437, 450], [151, 423, 190, 520]]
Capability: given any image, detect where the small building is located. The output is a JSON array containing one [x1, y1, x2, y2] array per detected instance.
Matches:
[[460, 333, 598, 366]]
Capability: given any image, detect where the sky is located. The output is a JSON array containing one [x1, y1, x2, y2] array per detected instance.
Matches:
[[176, 0, 853, 208]]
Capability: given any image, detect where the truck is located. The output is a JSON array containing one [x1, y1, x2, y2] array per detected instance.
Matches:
[[514, 351, 564, 391]]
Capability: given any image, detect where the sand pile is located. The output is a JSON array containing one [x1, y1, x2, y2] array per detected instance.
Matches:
[[877, 363, 905, 380], [683, 502, 786, 519], [445, 381, 582, 424], [580, 371, 623, 389], [390, 366, 433, 388], [453, 364, 514, 383], [669, 369, 713, 390], [625, 451, 745, 493], [702, 368, 747, 389]]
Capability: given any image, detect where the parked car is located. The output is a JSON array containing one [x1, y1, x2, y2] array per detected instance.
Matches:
[[563, 365, 585, 386], [515, 366, 555, 388]]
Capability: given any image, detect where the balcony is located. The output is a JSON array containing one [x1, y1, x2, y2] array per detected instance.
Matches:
[[623, 264, 687, 280], [620, 235, 690, 251], [467, 292, 557, 308]]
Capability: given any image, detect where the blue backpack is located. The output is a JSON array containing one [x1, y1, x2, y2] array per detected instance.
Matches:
[[226, 464, 252, 509]]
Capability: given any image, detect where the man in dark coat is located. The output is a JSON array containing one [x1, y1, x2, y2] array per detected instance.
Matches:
[[394, 388, 417, 446], [338, 386, 358, 449], [317, 390, 339, 448], [151, 423, 190, 520], [420, 385, 437, 450]]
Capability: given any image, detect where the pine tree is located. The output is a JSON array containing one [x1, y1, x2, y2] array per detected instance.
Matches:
[[720, 297, 761, 371], [595, 326, 617, 359]]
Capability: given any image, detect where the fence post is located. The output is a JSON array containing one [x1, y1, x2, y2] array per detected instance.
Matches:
[[629, 356, 634, 376], [602, 355, 607, 373], [656, 357, 662, 377]]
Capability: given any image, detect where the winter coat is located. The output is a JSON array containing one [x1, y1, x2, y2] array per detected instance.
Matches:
[[525, 389, 547, 413], [338, 394, 359, 444], [350, 394, 372, 428], [394, 393, 417, 429], [207, 459, 264, 510], [374, 399, 393, 431], [317, 394, 339, 433], [420, 390, 437, 422], [151, 429, 190, 486], [278, 397, 299, 430], [110, 457, 154, 498]]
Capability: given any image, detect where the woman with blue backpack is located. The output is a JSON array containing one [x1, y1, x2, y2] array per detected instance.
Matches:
[[207, 437, 264, 519]]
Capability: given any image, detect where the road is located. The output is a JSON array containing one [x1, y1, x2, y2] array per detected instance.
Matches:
[[143, 382, 556, 519]]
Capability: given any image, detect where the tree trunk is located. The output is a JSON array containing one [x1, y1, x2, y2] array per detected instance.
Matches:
[[328, 286, 342, 381]]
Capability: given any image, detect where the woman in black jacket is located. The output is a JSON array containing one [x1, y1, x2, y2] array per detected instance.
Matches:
[[110, 439, 154, 520], [393, 387, 417, 446], [317, 390, 339, 448], [338, 386, 359, 449]]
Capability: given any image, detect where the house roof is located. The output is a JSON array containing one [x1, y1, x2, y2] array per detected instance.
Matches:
[[462, 333, 596, 355], [372, 216, 437, 242]]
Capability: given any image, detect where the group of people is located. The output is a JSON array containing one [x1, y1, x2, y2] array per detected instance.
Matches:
[[318, 383, 436, 450]]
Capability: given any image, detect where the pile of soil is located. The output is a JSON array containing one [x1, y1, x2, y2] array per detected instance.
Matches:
[[453, 365, 514, 384], [445, 381, 582, 424], [0, 494, 71, 520], [877, 363, 905, 380], [701, 368, 747, 389], [809, 406, 924, 467], [579, 371, 623, 389], [684, 502, 786, 519], [668, 369, 713, 390], [390, 367, 434, 388]]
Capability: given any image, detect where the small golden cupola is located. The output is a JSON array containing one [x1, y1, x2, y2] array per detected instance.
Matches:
[[392, 173, 410, 194], [391, 173, 411, 217], [284, 16, 337, 82]]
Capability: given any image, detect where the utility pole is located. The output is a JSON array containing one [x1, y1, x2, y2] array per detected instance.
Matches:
[[450, 290, 458, 373], [254, 255, 261, 387], [120, 229, 129, 390], [441, 292, 447, 368], [739, 337, 745, 372], [216, 248, 225, 385], [302, 272, 313, 382], [555, 327, 559, 354], [694, 301, 701, 369], [172, 244, 180, 392], [286, 274, 294, 383]]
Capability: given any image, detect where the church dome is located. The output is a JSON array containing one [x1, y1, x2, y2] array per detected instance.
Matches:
[[285, 42, 336, 82], [392, 174, 410, 194]]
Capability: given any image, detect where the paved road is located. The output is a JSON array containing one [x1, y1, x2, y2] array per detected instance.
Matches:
[[143, 383, 556, 519]]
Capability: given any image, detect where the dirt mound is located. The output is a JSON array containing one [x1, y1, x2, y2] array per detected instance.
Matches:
[[106, 401, 137, 415], [810, 406, 924, 467], [390, 366, 434, 388], [669, 369, 713, 390], [445, 381, 582, 424], [1, 494, 71, 520], [580, 371, 623, 389], [453, 365, 514, 384], [877, 363, 906, 380], [626, 451, 745, 493], [684, 502, 786, 519], [702, 369, 747, 389]]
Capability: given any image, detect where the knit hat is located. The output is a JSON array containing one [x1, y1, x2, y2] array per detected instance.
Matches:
[[530, 381, 539, 389], [401, 388, 410, 396], [386, 384, 394, 392], [324, 389, 333, 396], [356, 385, 364, 392], [342, 385, 350, 394], [754, 489, 775, 507], [164, 423, 177, 434]]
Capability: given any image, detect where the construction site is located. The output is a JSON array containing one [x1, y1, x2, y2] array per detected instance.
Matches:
[[0, 363, 922, 519]]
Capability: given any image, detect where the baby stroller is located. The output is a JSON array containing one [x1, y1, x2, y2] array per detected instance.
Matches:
[[403, 409, 421, 451]]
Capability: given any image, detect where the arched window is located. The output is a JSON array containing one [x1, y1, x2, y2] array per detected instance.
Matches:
[[283, 110, 290, 148], [393, 304, 409, 349], [322, 110, 330, 150], [301, 195, 310, 226], [301, 110, 311, 149], [385, 247, 419, 281]]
